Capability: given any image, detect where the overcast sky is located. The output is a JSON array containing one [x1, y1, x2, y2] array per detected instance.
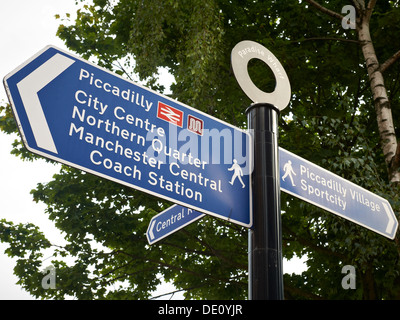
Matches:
[[0, 1, 306, 300], [0, 0, 81, 299]]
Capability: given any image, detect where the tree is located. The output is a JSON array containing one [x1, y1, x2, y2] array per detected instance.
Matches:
[[1, 0, 400, 299]]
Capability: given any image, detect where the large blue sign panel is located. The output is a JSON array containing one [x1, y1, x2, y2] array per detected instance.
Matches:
[[4, 45, 252, 227], [280, 147, 398, 239]]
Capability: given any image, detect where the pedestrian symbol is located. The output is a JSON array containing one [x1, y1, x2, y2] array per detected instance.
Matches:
[[282, 160, 296, 186], [228, 159, 246, 188]]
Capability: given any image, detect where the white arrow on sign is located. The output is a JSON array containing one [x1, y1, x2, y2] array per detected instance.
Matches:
[[383, 202, 396, 234], [15, 53, 75, 154], [148, 220, 156, 241]]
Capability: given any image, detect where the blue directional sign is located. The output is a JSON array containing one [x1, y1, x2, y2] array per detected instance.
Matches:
[[4, 45, 252, 227], [279, 147, 398, 239], [146, 205, 205, 245]]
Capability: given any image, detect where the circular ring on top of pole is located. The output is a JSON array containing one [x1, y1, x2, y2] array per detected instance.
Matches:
[[231, 40, 291, 111]]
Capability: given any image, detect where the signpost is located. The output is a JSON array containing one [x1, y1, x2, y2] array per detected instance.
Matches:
[[231, 41, 398, 300], [146, 204, 205, 245], [4, 45, 252, 228], [4, 42, 399, 301], [232, 41, 291, 300], [280, 147, 398, 239]]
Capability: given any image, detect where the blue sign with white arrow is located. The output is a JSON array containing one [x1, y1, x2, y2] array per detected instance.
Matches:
[[146, 204, 205, 245], [3, 45, 252, 227], [279, 147, 398, 239]]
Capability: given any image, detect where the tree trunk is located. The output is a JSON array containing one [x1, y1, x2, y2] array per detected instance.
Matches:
[[361, 265, 378, 300], [304, 0, 400, 182], [358, 20, 400, 183]]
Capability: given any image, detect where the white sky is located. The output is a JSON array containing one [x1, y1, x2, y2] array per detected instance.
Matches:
[[0, 0, 80, 300], [0, 0, 306, 300]]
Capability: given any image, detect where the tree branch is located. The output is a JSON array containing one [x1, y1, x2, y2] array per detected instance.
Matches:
[[365, 0, 377, 23], [292, 37, 360, 44], [150, 284, 206, 300], [179, 228, 247, 270], [304, 0, 344, 21], [114, 249, 231, 282], [379, 49, 400, 74], [283, 224, 348, 261], [161, 240, 214, 258], [351, 0, 365, 12], [284, 283, 324, 300]]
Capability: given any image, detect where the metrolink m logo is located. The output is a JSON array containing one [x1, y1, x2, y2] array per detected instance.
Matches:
[[188, 115, 203, 135]]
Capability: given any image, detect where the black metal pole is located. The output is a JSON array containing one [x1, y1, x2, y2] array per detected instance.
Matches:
[[247, 102, 283, 300]]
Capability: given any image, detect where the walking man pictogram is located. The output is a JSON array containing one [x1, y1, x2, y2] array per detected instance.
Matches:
[[228, 159, 246, 188], [282, 160, 296, 186]]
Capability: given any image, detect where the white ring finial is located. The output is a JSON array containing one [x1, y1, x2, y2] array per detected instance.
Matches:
[[231, 40, 291, 111]]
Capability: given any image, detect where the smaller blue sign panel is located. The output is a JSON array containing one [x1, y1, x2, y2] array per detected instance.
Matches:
[[279, 147, 398, 239], [147, 205, 205, 245]]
